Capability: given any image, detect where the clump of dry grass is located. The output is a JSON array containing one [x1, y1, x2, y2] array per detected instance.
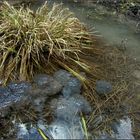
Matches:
[[0, 1, 101, 84]]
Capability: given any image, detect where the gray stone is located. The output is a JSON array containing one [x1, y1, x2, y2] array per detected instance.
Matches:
[[33, 74, 53, 88], [16, 123, 29, 140], [16, 122, 48, 140], [50, 94, 91, 122], [0, 87, 11, 102], [32, 74, 62, 96], [48, 118, 85, 139], [50, 97, 79, 122], [62, 77, 82, 98], [48, 120, 71, 139], [53, 70, 72, 86], [95, 80, 112, 95], [69, 94, 92, 114], [0, 86, 30, 117], [8, 81, 32, 94], [114, 117, 134, 139], [32, 97, 47, 113]]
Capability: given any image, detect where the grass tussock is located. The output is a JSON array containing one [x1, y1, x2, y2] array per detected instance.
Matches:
[[0, 1, 100, 84]]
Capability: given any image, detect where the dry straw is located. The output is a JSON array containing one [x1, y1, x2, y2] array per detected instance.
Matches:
[[0, 1, 101, 84]]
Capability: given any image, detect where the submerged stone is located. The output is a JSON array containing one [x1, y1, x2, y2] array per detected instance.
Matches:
[[16, 123, 29, 140], [1, 71, 90, 139], [16, 120, 54, 140], [16, 119, 84, 140], [48, 118, 85, 139], [33, 74, 52, 88], [0, 87, 11, 101], [97, 117, 135, 139], [53, 69, 72, 86], [32, 74, 62, 96], [8, 81, 32, 94], [62, 77, 82, 98], [50, 97, 78, 122], [16, 123, 45, 140], [50, 94, 91, 122], [32, 97, 47, 113], [114, 117, 134, 139], [69, 94, 92, 114], [0, 86, 30, 117], [95, 80, 112, 95], [48, 120, 71, 139]]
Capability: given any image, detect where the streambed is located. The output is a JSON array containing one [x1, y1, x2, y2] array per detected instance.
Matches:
[[0, 0, 140, 139]]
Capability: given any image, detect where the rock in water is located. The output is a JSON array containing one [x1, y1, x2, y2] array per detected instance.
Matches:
[[69, 94, 92, 114], [0, 86, 30, 117], [32, 97, 46, 113], [50, 97, 79, 122], [50, 94, 91, 122], [0, 87, 12, 117], [48, 118, 85, 139], [95, 80, 112, 95], [30, 74, 62, 112], [16, 122, 48, 140], [53, 70, 72, 86], [54, 69, 82, 98], [48, 120, 71, 139], [62, 77, 82, 98], [32, 74, 62, 96], [8, 81, 32, 94]]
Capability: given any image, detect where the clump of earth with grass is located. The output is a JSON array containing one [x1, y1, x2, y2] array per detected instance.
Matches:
[[0, 1, 139, 139]]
